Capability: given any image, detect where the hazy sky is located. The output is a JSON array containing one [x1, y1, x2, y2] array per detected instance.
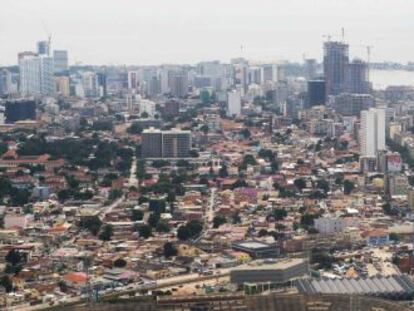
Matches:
[[1, 0, 414, 66]]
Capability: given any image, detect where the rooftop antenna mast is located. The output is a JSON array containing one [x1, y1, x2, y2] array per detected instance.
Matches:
[[41, 20, 52, 56], [366, 45, 374, 82], [341, 27, 345, 42]]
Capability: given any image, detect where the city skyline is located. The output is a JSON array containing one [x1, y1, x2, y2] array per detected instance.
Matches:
[[2, 0, 414, 66]]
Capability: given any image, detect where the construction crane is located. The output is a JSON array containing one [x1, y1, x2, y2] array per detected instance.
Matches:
[[41, 20, 52, 56], [355, 45, 374, 81], [323, 28, 346, 43], [322, 34, 332, 42]]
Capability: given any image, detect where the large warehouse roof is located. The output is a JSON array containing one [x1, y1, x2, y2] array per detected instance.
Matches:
[[294, 275, 414, 299]]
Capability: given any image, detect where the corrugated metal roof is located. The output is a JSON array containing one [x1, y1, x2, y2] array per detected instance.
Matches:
[[293, 275, 414, 299]]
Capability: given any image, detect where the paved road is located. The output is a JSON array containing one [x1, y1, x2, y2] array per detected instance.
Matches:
[[207, 187, 216, 225]]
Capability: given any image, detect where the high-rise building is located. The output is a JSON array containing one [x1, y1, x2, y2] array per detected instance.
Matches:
[[323, 41, 349, 96], [55, 76, 70, 97], [346, 59, 371, 94], [97, 71, 107, 98], [147, 76, 160, 98], [142, 128, 191, 159], [305, 59, 317, 80], [81, 72, 99, 98], [5, 99, 36, 123], [360, 108, 386, 157], [261, 64, 277, 84], [19, 55, 54, 96], [127, 71, 139, 91], [227, 90, 241, 117], [37, 41, 50, 56], [333, 93, 374, 116], [170, 72, 188, 98], [162, 129, 192, 158], [307, 80, 326, 106], [53, 50, 68, 73], [0, 69, 12, 96], [142, 128, 163, 158]]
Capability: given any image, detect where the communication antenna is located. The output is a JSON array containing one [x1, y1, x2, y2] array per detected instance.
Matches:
[[366, 45, 374, 82], [41, 20, 52, 56], [341, 27, 345, 42]]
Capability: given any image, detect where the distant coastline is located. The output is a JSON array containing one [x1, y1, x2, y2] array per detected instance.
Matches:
[[370, 69, 414, 90]]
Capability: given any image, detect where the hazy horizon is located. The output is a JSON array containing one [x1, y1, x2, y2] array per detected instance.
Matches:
[[2, 0, 414, 66]]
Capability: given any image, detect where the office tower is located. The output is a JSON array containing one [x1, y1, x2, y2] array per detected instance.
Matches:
[[360, 108, 386, 157], [81, 72, 99, 98], [196, 61, 223, 76], [227, 90, 241, 117], [19, 55, 54, 96], [333, 93, 374, 116], [323, 41, 349, 96], [159, 69, 170, 94], [248, 67, 262, 85], [18, 51, 37, 64], [39, 56, 55, 95], [170, 72, 188, 98], [142, 128, 191, 158], [96, 71, 107, 98], [142, 128, 163, 158], [53, 50, 68, 73], [37, 41, 50, 56], [127, 71, 139, 91], [307, 80, 326, 106], [346, 59, 371, 94], [55, 76, 70, 96], [305, 59, 317, 80], [0, 69, 12, 96], [5, 99, 36, 123], [162, 129, 191, 158], [147, 76, 160, 98], [233, 63, 248, 93], [261, 64, 277, 84]]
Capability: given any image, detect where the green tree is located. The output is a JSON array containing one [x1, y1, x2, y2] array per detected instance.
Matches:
[[148, 212, 161, 228], [127, 122, 143, 134], [57, 189, 71, 202], [0, 276, 12, 293], [294, 178, 307, 191], [316, 179, 330, 193], [218, 164, 228, 178], [113, 258, 127, 268], [131, 209, 144, 221], [163, 242, 178, 258], [187, 220, 203, 237], [343, 180, 355, 195], [272, 208, 288, 221], [0, 142, 8, 155], [80, 216, 102, 235], [6, 249, 23, 266], [177, 225, 192, 240], [99, 224, 114, 241], [156, 221, 170, 233], [137, 224, 152, 239], [213, 215, 227, 228]]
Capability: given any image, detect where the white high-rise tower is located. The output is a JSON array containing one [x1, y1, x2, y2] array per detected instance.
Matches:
[[360, 108, 386, 157]]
